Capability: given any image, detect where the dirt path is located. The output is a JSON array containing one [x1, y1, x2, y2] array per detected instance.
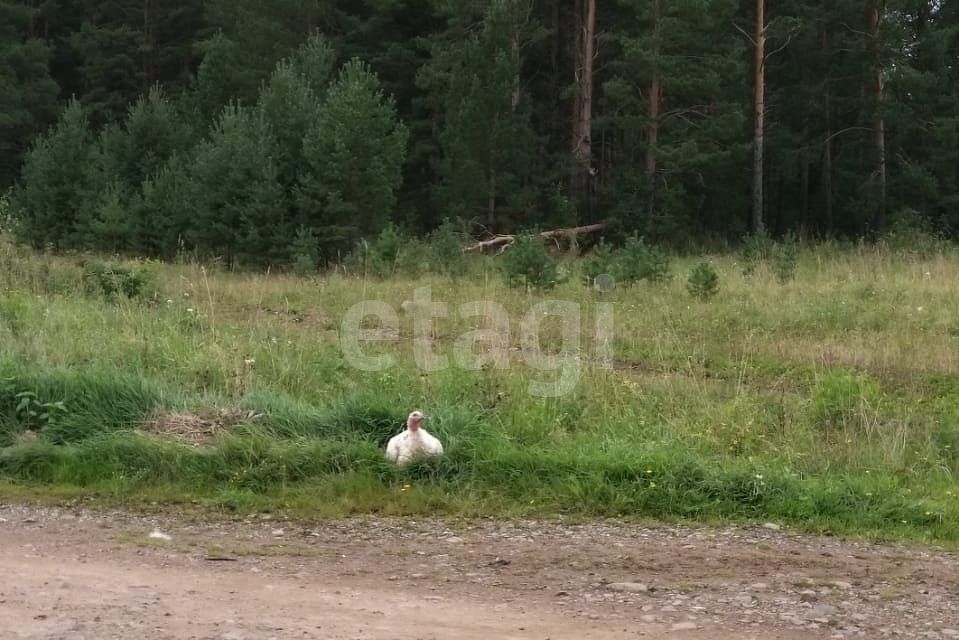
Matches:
[[0, 505, 956, 640]]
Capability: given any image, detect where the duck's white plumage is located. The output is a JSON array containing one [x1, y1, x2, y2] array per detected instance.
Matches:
[[386, 411, 443, 465]]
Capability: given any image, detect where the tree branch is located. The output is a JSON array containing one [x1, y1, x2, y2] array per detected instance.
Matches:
[[465, 223, 606, 252], [732, 21, 755, 45], [765, 27, 800, 61]]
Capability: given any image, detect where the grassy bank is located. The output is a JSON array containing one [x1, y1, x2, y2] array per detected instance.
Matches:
[[0, 238, 957, 541]]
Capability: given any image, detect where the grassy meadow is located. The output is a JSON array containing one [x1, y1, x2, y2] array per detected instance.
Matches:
[[1, 236, 958, 542]]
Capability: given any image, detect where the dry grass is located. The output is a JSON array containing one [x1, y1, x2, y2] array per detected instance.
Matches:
[[143, 408, 262, 444]]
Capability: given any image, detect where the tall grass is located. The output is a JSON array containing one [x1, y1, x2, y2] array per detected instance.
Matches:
[[0, 236, 958, 541]]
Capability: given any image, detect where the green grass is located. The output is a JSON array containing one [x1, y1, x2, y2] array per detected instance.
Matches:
[[0, 237, 958, 542]]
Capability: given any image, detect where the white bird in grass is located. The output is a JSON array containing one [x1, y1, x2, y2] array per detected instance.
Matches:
[[386, 411, 443, 465]]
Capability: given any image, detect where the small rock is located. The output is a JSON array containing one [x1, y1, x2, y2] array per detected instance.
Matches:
[[555, 591, 569, 597], [148, 530, 171, 541], [831, 580, 853, 590], [799, 590, 818, 603], [607, 582, 650, 594], [670, 622, 698, 631], [749, 582, 769, 590], [806, 604, 838, 620], [762, 523, 782, 531]]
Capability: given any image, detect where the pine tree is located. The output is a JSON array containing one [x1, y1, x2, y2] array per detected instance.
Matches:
[[191, 0, 331, 123], [137, 152, 195, 258], [297, 59, 408, 260], [257, 36, 334, 195], [885, 0, 959, 232], [68, 14, 145, 125], [604, 0, 749, 240], [185, 104, 285, 264], [288, 31, 336, 97], [0, 0, 60, 187], [9, 99, 96, 249], [95, 86, 194, 193], [420, 0, 538, 231]]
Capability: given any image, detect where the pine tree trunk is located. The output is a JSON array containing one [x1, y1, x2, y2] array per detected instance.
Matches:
[[143, 0, 153, 86], [751, 0, 766, 234], [571, 0, 582, 156], [822, 31, 834, 235], [511, 27, 521, 111], [869, 0, 887, 235], [488, 164, 497, 228], [571, 0, 596, 218], [800, 126, 810, 232], [646, 0, 662, 218]]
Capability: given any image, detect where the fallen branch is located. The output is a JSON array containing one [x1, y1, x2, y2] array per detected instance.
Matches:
[[466, 223, 605, 252]]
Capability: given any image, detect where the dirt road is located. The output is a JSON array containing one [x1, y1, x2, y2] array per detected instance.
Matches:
[[0, 504, 956, 640]]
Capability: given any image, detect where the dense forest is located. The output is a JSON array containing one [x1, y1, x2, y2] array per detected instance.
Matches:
[[1, 0, 957, 265]]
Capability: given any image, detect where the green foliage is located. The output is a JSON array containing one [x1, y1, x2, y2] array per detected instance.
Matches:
[[687, 261, 719, 301], [81, 260, 155, 300], [4, 0, 959, 261], [95, 87, 193, 196], [500, 233, 559, 290], [0, 295, 29, 335], [615, 235, 671, 285], [604, 0, 749, 240], [84, 183, 136, 252], [0, 191, 12, 233], [289, 226, 320, 275], [257, 58, 323, 192], [197, 0, 326, 119], [346, 224, 407, 278], [186, 104, 285, 264], [0, 369, 166, 445], [395, 238, 426, 278], [812, 371, 883, 433], [772, 232, 799, 284], [421, 0, 537, 227], [883, 208, 947, 257], [287, 33, 337, 97], [14, 391, 67, 433], [67, 15, 152, 125], [582, 240, 616, 285], [9, 100, 96, 249], [740, 230, 773, 277], [0, 249, 958, 539], [137, 154, 194, 257], [297, 59, 408, 260], [0, 5, 60, 187], [427, 218, 466, 278]]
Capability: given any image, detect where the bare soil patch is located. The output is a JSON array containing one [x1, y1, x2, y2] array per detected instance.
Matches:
[[0, 505, 956, 639]]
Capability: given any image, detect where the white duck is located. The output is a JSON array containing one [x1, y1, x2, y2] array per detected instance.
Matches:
[[386, 411, 443, 465]]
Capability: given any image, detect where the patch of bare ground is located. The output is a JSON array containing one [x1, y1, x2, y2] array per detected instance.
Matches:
[[1, 505, 957, 639]]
